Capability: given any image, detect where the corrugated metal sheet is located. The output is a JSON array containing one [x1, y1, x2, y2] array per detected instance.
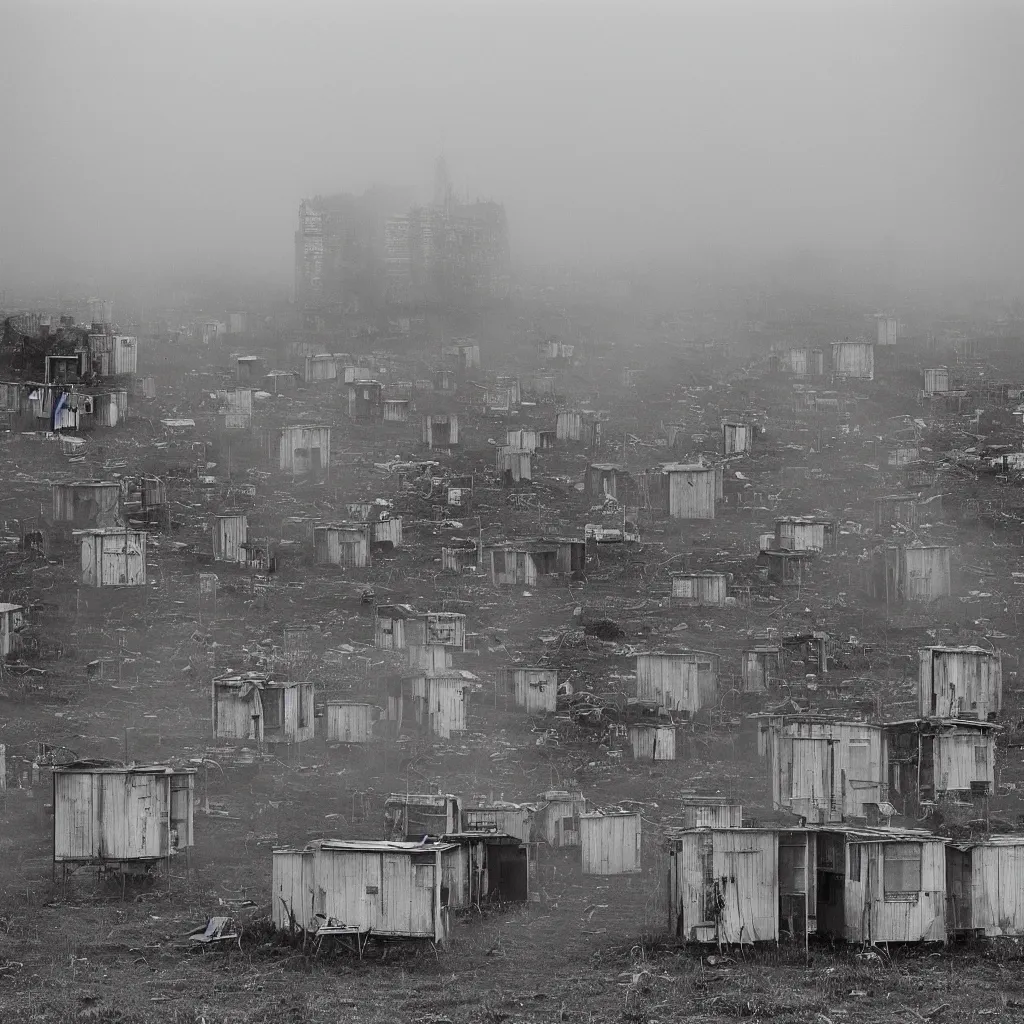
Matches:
[[635, 653, 718, 714], [78, 529, 147, 587], [667, 467, 716, 519], [313, 525, 371, 566], [628, 724, 676, 761], [918, 647, 1001, 720], [326, 702, 379, 743], [211, 514, 248, 563], [88, 334, 138, 376], [832, 341, 874, 380], [580, 813, 641, 875]]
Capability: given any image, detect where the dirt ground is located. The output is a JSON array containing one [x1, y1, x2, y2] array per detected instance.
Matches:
[[3, 306, 1024, 1022]]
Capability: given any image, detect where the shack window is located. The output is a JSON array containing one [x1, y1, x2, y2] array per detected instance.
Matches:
[[779, 841, 806, 893], [848, 741, 870, 780], [884, 843, 922, 900], [264, 690, 284, 730], [974, 745, 987, 769], [848, 844, 861, 883]]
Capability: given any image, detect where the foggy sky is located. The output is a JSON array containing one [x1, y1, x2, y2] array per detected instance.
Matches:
[[2, 0, 1022, 293]]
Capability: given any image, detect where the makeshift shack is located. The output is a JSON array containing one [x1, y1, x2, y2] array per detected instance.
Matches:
[[76, 529, 147, 587], [498, 666, 558, 713], [947, 836, 1024, 936], [635, 652, 719, 716], [272, 840, 457, 945], [211, 674, 315, 746], [325, 702, 380, 744], [918, 646, 1001, 721], [885, 719, 998, 802], [579, 812, 641, 875], [384, 793, 462, 839], [536, 790, 587, 848]]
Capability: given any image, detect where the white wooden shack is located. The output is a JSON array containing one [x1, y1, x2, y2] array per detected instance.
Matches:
[[52, 480, 121, 527], [635, 652, 719, 715], [216, 388, 253, 429], [235, 355, 263, 381], [441, 540, 479, 573], [947, 836, 1024, 937], [740, 646, 782, 693], [918, 646, 1001, 721], [722, 422, 753, 455], [667, 827, 816, 944], [628, 724, 676, 761], [556, 410, 582, 441], [585, 463, 628, 499], [832, 341, 875, 380], [0, 603, 25, 658], [410, 673, 469, 738], [384, 793, 462, 839], [369, 516, 403, 549], [815, 826, 947, 943], [272, 840, 457, 944], [923, 367, 950, 394], [211, 673, 315, 746], [782, 348, 824, 376], [313, 523, 371, 567], [374, 604, 419, 649], [462, 802, 533, 843], [77, 529, 147, 587], [304, 353, 341, 382], [677, 798, 743, 828], [536, 790, 587, 848], [764, 716, 887, 823], [658, 463, 716, 519], [211, 513, 249, 563], [885, 719, 998, 802], [579, 812, 641, 875], [495, 447, 532, 483], [498, 666, 558, 714], [422, 414, 459, 448], [53, 762, 194, 874], [278, 424, 330, 478], [876, 315, 902, 346], [874, 493, 919, 530], [884, 545, 951, 602], [774, 516, 837, 553], [670, 572, 732, 607], [325, 702, 380, 743]]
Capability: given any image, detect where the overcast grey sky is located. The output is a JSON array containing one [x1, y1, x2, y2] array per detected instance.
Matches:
[[1, 0, 1021, 291]]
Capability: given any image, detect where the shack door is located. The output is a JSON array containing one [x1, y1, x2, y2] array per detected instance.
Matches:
[[713, 831, 777, 943], [779, 834, 809, 941], [791, 737, 832, 822], [490, 844, 529, 903], [946, 848, 972, 932], [101, 539, 143, 585], [309, 447, 322, 476]]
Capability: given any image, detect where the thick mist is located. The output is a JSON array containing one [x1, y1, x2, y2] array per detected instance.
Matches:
[[1, 0, 1022, 294]]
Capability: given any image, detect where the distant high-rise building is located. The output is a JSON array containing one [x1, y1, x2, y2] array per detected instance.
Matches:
[[295, 164, 509, 310]]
